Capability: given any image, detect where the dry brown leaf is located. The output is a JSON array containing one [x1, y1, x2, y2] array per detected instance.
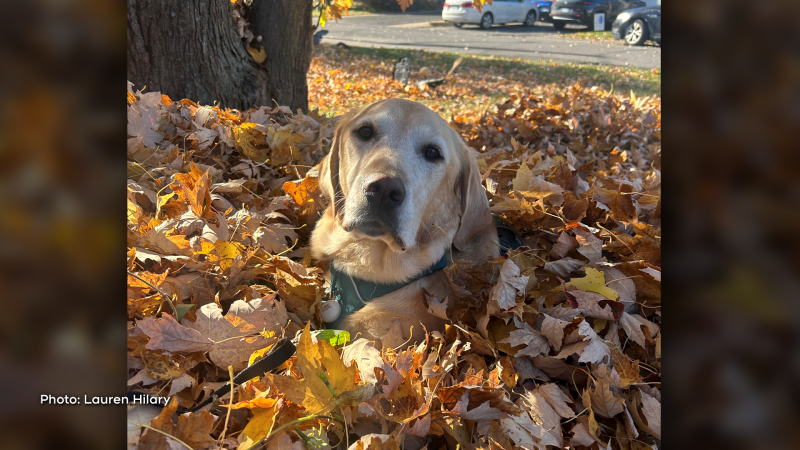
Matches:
[[136, 314, 213, 354], [541, 314, 569, 351], [499, 317, 550, 358], [181, 295, 288, 371], [589, 380, 625, 418], [490, 259, 529, 310]]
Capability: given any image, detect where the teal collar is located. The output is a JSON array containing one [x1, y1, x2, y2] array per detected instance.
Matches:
[[324, 248, 452, 330], [322, 217, 521, 330]]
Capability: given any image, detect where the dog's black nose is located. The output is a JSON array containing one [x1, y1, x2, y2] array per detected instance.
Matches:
[[363, 175, 405, 210]]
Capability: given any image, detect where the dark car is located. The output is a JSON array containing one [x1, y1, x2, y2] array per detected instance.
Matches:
[[534, 1, 552, 21], [550, 0, 646, 30], [612, 5, 660, 45]]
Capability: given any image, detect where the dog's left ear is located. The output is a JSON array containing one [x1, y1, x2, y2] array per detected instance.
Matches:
[[453, 144, 494, 251]]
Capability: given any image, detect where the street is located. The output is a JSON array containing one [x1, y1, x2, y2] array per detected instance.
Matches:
[[317, 12, 661, 69]]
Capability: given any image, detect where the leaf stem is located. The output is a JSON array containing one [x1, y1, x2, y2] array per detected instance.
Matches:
[[217, 365, 236, 449], [128, 270, 177, 314]]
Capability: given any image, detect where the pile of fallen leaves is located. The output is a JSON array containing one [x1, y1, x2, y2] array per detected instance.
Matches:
[[127, 71, 660, 449], [308, 46, 656, 121]]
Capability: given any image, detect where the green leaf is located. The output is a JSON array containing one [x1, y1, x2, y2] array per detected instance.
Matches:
[[311, 329, 350, 346], [174, 303, 196, 322]]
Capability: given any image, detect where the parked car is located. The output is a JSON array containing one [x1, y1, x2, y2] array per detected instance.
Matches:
[[534, 1, 552, 21], [611, 5, 660, 45], [442, 0, 540, 29], [549, 0, 646, 30]]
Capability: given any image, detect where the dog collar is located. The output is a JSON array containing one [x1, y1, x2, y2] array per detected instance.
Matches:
[[321, 217, 522, 329]]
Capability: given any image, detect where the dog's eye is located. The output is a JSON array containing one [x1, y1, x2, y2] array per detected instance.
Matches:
[[424, 146, 442, 161], [356, 125, 373, 140]]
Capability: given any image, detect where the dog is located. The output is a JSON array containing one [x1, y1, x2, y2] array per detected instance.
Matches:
[[310, 99, 499, 347]]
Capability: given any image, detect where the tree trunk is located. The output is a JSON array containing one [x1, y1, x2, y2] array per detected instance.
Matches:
[[246, 0, 314, 113], [127, 0, 313, 112]]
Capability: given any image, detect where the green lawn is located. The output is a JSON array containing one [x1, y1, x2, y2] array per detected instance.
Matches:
[[342, 46, 661, 97]]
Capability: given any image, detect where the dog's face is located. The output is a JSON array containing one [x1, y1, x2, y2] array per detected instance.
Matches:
[[314, 99, 492, 262]]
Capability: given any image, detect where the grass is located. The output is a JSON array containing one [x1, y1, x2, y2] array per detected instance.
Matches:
[[342, 46, 660, 96], [555, 29, 614, 41]]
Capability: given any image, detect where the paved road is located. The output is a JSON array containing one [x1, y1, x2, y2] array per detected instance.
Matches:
[[317, 12, 660, 69]]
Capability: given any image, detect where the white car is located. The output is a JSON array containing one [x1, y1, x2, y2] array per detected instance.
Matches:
[[442, 0, 539, 29]]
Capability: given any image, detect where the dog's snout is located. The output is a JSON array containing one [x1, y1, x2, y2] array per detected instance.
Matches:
[[363, 174, 405, 210]]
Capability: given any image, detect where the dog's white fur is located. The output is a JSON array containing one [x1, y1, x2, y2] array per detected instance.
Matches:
[[310, 99, 498, 346]]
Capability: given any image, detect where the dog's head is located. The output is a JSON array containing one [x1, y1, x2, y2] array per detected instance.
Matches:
[[316, 99, 493, 261]]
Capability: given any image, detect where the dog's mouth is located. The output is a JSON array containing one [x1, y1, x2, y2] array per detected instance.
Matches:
[[342, 219, 407, 251], [349, 220, 384, 237]]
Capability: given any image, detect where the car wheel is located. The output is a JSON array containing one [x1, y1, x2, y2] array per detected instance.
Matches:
[[453, 23, 463, 28], [524, 10, 537, 27], [552, 21, 566, 30], [624, 19, 648, 45], [479, 13, 493, 29]]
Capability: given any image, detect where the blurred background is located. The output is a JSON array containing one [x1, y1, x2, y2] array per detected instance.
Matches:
[[0, 0, 125, 448], [0, 0, 797, 448], [666, 0, 800, 449]]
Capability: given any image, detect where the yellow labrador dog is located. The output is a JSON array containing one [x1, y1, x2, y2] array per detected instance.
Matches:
[[310, 99, 499, 347]]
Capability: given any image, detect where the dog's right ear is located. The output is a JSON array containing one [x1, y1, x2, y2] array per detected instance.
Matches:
[[319, 123, 344, 217], [319, 108, 362, 218]]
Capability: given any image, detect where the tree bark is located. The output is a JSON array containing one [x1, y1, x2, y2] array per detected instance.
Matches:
[[245, 0, 314, 113], [127, 0, 313, 112]]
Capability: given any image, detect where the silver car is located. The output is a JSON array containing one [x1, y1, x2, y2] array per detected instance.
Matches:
[[442, 0, 540, 29]]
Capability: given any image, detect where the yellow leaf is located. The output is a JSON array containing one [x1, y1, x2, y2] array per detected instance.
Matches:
[[265, 373, 307, 405], [231, 396, 277, 410], [178, 169, 212, 218], [248, 345, 272, 365], [566, 267, 618, 300], [296, 323, 357, 413], [235, 123, 270, 162], [238, 400, 279, 444], [266, 127, 305, 165], [214, 241, 243, 271], [191, 238, 218, 261], [128, 198, 143, 222], [246, 46, 267, 64]]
